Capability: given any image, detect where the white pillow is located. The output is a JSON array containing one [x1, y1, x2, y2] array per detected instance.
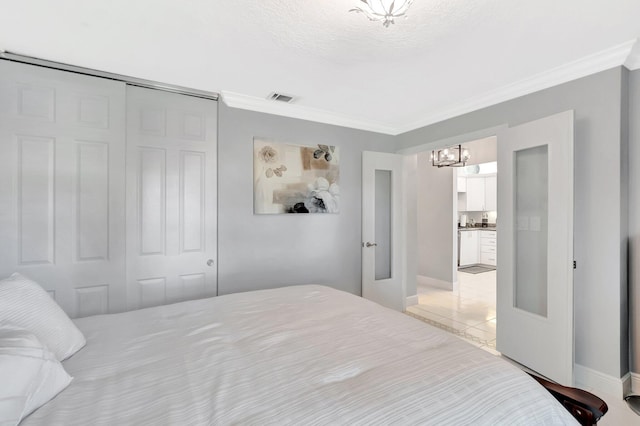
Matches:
[[0, 326, 72, 425], [0, 273, 86, 360]]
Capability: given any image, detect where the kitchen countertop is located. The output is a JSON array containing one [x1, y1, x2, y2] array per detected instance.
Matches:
[[458, 227, 496, 231]]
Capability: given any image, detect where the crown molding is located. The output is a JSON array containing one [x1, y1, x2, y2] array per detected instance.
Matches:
[[221, 91, 398, 135], [223, 39, 638, 136], [395, 39, 638, 134], [624, 38, 640, 70]]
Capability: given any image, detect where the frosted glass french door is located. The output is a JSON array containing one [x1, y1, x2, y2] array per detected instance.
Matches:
[[362, 151, 405, 311], [496, 110, 574, 386]]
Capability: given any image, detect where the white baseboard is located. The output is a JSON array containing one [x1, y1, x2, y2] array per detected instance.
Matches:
[[574, 364, 630, 398], [406, 295, 419, 307], [631, 372, 640, 394], [416, 275, 454, 291], [623, 372, 632, 398]]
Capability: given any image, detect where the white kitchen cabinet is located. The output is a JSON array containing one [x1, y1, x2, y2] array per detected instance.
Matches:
[[457, 193, 467, 212], [480, 252, 497, 266], [485, 176, 497, 211], [480, 230, 497, 266], [465, 175, 497, 211], [457, 176, 467, 192], [465, 178, 485, 211], [459, 230, 479, 266]]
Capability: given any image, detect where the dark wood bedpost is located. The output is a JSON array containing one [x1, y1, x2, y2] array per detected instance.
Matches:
[[527, 373, 608, 425]]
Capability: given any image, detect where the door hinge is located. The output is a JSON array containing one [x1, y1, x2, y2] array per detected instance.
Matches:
[[573, 260, 576, 269]]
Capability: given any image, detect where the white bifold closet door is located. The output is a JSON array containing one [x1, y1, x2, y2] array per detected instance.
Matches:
[[125, 86, 217, 310], [0, 60, 127, 317], [0, 61, 218, 317]]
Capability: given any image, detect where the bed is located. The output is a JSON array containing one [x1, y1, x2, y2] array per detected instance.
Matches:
[[9, 284, 597, 425]]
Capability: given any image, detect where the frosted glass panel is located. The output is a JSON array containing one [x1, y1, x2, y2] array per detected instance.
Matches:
[[515, 145, 548, 317], [375, 170, 392, 280]]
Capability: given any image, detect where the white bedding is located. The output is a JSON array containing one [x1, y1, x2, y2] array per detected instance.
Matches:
[[22, 285, 577, 425]]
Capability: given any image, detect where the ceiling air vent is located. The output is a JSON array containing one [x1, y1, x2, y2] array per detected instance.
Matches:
[[267, 92, 295, 103]]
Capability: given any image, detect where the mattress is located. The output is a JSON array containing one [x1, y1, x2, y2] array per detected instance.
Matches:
[[22, 285, 577, 425]]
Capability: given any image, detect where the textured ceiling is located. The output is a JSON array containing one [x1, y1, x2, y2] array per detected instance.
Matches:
[[1, 0, 639, 134]]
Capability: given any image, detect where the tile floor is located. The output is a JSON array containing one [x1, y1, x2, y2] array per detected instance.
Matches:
[[407, 270, 497, 350], [585, 390, 639, 425], [406, 269, 640, 425]]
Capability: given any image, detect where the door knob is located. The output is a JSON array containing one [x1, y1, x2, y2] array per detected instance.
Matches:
[[207, 259, 214, 266], [365, 242, 377, 248]]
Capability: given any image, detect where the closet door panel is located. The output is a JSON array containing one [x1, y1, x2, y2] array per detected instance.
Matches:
[[126, 86, 217, 310], [180, 150, 205, 253], [17, 135, 55, 265], [138, 147, 167, 256], [0, 60, 127, 317], [74, 141, 109, 262]]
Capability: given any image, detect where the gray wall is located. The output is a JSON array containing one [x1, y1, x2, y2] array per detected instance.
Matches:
[[217, 104, 395, 297], [465, 136, 498, 166], [416, 152, 455, 283], [399, 67, 629, 379], [630, 68, 640, 375]]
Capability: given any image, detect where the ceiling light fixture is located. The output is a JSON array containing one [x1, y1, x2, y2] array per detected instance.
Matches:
[[430, 145, 471, 168], [350, 0, 414, 27]]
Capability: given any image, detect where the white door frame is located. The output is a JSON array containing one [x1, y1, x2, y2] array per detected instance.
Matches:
[[397, 125, 507, 306]]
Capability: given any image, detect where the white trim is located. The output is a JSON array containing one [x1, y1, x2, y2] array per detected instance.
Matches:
[[574, 364, 630, 398], [625, 38, 640, 70], [395, 39, 638, 134], [417, 274, 454, 291], [406, 294, 419, 307], [623, 372, 633, 398], [631, 372, 640, 395], [221, 91, 398, 135]]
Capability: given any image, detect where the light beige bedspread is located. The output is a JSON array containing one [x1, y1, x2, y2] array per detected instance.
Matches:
[[24, 285, 577, 425]]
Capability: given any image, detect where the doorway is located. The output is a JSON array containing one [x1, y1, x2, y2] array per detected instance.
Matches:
[[400, 111, 574, 385], [406, 136, 498, 352]]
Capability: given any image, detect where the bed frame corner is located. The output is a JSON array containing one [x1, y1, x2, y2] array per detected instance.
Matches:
[[527, 373, 608, 425]]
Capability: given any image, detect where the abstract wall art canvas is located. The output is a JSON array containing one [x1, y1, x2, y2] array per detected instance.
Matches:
[[254, 138, 340, 214]]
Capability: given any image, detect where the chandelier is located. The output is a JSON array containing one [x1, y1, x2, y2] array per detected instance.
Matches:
[[350, 0, 414, 27], [430, 145, 471, 168]]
